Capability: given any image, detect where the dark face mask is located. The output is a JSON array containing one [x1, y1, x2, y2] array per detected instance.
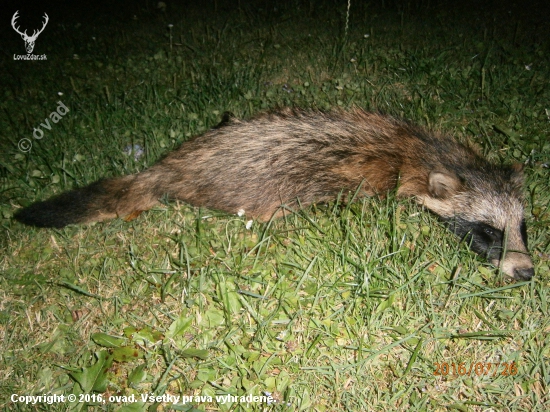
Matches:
[[442, 217, 528, 261]]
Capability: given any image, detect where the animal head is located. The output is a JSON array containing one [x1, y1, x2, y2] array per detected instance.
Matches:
[[421, 164, 534, 280]]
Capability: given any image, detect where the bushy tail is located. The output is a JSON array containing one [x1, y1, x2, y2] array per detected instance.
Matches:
[[14, 173, 160, 228]]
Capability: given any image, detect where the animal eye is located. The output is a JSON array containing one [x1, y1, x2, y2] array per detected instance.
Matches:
[[479, 225, 502, 243]]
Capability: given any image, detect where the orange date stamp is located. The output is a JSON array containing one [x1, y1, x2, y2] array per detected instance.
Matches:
[[433, 361, 518, 377]]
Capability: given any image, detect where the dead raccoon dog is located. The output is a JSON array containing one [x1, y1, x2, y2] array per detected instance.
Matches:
[[14, 108, 534, 280]]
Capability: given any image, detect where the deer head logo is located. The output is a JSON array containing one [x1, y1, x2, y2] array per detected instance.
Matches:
[[11, 11, 49, 54]]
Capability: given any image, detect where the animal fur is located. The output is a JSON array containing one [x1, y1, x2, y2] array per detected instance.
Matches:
[[14, 108, 534, 280]]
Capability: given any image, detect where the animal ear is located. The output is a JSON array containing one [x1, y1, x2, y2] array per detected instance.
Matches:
[[428, 170, 461, 198], [510, 163, 525, 185], [511, 163, 524, 172]]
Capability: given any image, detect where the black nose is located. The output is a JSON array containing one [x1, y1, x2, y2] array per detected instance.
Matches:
[[514, 267, 534, 280]]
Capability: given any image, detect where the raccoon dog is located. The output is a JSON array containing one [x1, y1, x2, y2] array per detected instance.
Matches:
[[15, 108, 534, 280]]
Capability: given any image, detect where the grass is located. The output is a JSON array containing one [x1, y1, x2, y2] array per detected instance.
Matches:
[[1, 0, 550, 411]]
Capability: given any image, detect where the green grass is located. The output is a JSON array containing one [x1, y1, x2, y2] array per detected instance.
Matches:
[[1, 0, 550, 411]]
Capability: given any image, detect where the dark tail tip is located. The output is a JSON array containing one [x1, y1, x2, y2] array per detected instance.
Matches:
[[14, 180, 108, 228], [15, 199, 73, 228]]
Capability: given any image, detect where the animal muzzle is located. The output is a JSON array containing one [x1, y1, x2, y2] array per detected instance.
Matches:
[[495, 251, 534, 280]]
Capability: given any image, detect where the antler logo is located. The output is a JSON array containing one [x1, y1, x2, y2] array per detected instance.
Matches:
[[11, 11, 49, 54]]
